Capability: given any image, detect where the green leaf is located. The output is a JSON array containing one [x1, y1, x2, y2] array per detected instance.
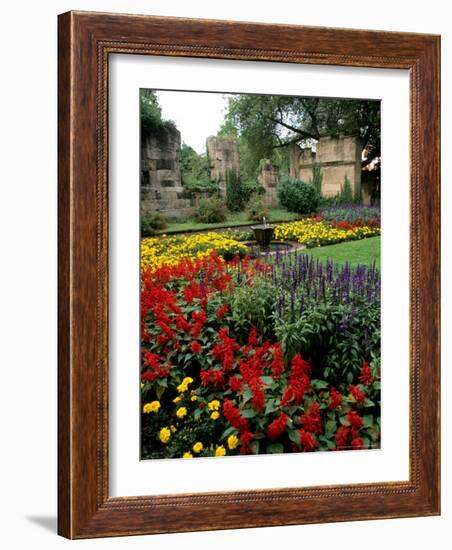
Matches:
[[241, 408, 257, 419], [325, 419, 337, 435], [155, 384, 166, 400], [362, 414, 374, 428], [261, 376, 275, 388], [193, 408, 203, 420], [264, 399, 279, 415], [221, 426, 237, 440], [311, 379, 329, 390], [288, 429, 301, 446], [242, 387, 253, 404], [266, 443, 284, 454]]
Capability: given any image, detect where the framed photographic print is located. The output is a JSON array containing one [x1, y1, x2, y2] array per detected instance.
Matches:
[[58, 11, 440, 538]]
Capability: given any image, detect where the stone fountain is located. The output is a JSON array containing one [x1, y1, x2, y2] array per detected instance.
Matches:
[[251, 217, 275, 251]]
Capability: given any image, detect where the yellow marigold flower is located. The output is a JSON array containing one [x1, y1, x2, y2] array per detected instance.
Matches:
[[190, 395, 198, 401], [192, 441, 203, 454], [215, 445, 226, 457], [177, 376, 194, 393], [182, 452, 193, 459], [210, 411, 220, 420], [176, 407, 187, 419], [159, 427, 171, 444], [140, 382, 144, 390], [208, 399, 220, 411], [170, 425, 177, 433], [227, 434, 239, 450], [142, 401, 160, 414], [173, 396, 181, 403]]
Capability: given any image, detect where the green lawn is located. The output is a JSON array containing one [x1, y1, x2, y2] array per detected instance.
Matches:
[[162, 209, 299, 233], [304, 236, 380, 268]]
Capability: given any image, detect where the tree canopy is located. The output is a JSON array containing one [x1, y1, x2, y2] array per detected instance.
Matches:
[[220, 94, 381, 178], [140, 89, 177, 138]]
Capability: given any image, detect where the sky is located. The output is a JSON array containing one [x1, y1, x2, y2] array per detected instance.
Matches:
[[155, 90, 229, 154]]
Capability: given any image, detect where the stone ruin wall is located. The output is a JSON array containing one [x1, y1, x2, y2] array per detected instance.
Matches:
[[141, 129, 209, 219], [207, 136, 279, 208], [257, 160, 279, 208], [289, 135, 362, 199], [141, 132, 365, 220], [206, 136, 240, 195]]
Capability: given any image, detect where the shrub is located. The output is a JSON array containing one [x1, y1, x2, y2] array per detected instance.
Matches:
[[311, 165, 323, 195], [339, 175, 354, 203], [141, 213, 168, 236], [246, 193, 269, 222], [193, 196, 227, 223], [226, 170, 245, 212], [277, 175, 320, 214], [242, 180, 265, 203]]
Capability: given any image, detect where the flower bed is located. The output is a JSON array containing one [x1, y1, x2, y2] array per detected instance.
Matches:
[[318, 205, 380, 227], [274, 218, 380, 248], [141, 232, 248, 270], [140, 251, 381, 459]]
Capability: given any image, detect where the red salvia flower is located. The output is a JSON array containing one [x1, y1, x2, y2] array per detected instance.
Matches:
[[359, 359, 373, 386], [270, 344, 284, 378], [248, 326, 259, 346], [281, 353, 311, 406], [300, 429, 317, 451], [191, 341, 201, 354], [300, 401, 322, 434], [349, 384, 366, 404], [347, 410, 363, 430], [223, 399, 249, 433], [328, 388, 343, 410], [229, 376, 243, 393], [335, 425, 350, 448], [267, 412, 289, 441], [351, 437, 365, 450], [175, 315, 191, 332], [216, 303, 229, 320]]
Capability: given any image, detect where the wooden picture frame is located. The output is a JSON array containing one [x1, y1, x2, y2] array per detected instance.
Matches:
[[58, 10, 440, 538]]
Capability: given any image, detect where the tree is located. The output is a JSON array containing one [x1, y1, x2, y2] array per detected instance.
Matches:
[[180, 143, 213, 189], [221, 94, 381, 172], [140, 89, 176, 137]]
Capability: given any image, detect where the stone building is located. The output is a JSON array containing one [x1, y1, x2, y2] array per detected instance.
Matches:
[[206, 136, 240, 194], [289, 135, 362, 198]]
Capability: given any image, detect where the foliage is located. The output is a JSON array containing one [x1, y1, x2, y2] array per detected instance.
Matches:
[[274, 217, 380, 248], [242, 179, 264, 201], [318, 205, 380, 227], [245, 193, 269, 222], [180, 143, 215, 191], [277, 175, 320, 214], [221, 93, 381, 169], [311, 165, 323, 195], [193, 196, 227, 224], [272, 253, 380, 388], [339, 175, 354, 203], [141, 213, 168, 237], [225, 170, 245, 212], [140, 89, 177, 138], [228, 274, 275, 339]]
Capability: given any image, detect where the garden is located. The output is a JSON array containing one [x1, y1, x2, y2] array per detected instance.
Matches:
[[140, 89, 381, 460]]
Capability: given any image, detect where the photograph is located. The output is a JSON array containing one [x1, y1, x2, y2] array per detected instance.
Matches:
[[139, 89, 382, 460]]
